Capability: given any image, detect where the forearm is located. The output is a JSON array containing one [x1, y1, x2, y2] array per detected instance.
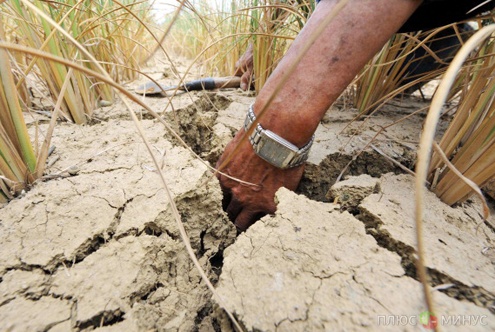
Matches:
[[218, 0, 423, 230], [253, 0, 423, 146]]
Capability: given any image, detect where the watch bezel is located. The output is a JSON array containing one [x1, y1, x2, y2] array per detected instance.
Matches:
[[254, 128, 299, 168], [244, 104, 314, 169]]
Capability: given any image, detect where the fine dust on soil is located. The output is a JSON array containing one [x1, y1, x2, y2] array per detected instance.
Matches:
[[1, 60, 494, 331]]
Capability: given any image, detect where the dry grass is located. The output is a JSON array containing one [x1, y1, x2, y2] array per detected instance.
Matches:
[[0, 15, 35, 202], [350, 12, 495, 208], [0, 1, 245, 328], [164, 0, 313, 90], [0, 0, 155, 200], [353, 24, 473, 114], [3, 0, 155, 124], [414, 23, 495, 328], [2, 1, 495, 329], [429, 30, 495, 205]]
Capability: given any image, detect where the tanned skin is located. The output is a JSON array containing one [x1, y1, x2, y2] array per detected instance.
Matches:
[[218, 0, 423, 231]]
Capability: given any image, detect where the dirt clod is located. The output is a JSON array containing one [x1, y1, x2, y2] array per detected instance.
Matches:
[[326, 174, 380, 211], [359, 173, 495, 311], [2, 89, 494, 331], [0, 118, 235, 331], [216, 186, 495, 331]]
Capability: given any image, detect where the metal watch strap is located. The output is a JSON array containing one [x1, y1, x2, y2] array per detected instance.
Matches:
[[244, 104, 314, 169]]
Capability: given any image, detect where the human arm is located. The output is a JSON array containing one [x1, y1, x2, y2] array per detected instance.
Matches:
[[218, 0, 423, 231]]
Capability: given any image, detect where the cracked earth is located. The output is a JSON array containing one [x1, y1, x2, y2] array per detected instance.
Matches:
[[1, 78, 494, 331]]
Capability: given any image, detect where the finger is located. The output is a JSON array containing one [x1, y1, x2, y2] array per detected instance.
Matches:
[[233, 64, 243, 77], [226, 196, 243, 222], [241, 71, 251, 91], [234, 209, 266, 232]]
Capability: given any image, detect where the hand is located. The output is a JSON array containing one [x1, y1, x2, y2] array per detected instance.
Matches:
[[234, 43, 254, 91], [216, 128, 305, 231]]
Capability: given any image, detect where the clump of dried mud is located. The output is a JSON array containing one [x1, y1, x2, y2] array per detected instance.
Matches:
[[0, 101, 237, 331], [1, 84, 494, 331]]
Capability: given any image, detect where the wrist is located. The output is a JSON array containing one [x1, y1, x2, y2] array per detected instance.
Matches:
[[244, 104, 314, 169], [251, 101, 320, 147]]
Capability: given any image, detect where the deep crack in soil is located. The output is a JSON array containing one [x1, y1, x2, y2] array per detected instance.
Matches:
[[76, 309, 125, 330], [359, 208, 495, 313], [297, 150, 410, 202], [2, 92, 494, 331], [170, 94, 495, 329], [163, 92, 233, 165]]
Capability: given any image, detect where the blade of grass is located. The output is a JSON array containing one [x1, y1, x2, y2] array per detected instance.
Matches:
[[429, 53, 495, 172], [0, 41, 255, 187], [35, 68, 75, 178], [432, 142, 489, 218], [0, 14, 36, 174], [416, 24, 495, 331], [0, 37, 245, 330], [127, 104, 244, 332]]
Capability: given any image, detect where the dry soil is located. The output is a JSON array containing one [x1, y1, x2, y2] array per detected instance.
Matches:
[[0, 65, 494, 331]]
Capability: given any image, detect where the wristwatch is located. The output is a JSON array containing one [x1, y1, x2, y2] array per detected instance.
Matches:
[[244, 104, 314, 169]]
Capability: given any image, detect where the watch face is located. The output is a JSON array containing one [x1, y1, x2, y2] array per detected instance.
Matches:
[[244, 104, 312, 169], [255, 130, 298, 169]]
